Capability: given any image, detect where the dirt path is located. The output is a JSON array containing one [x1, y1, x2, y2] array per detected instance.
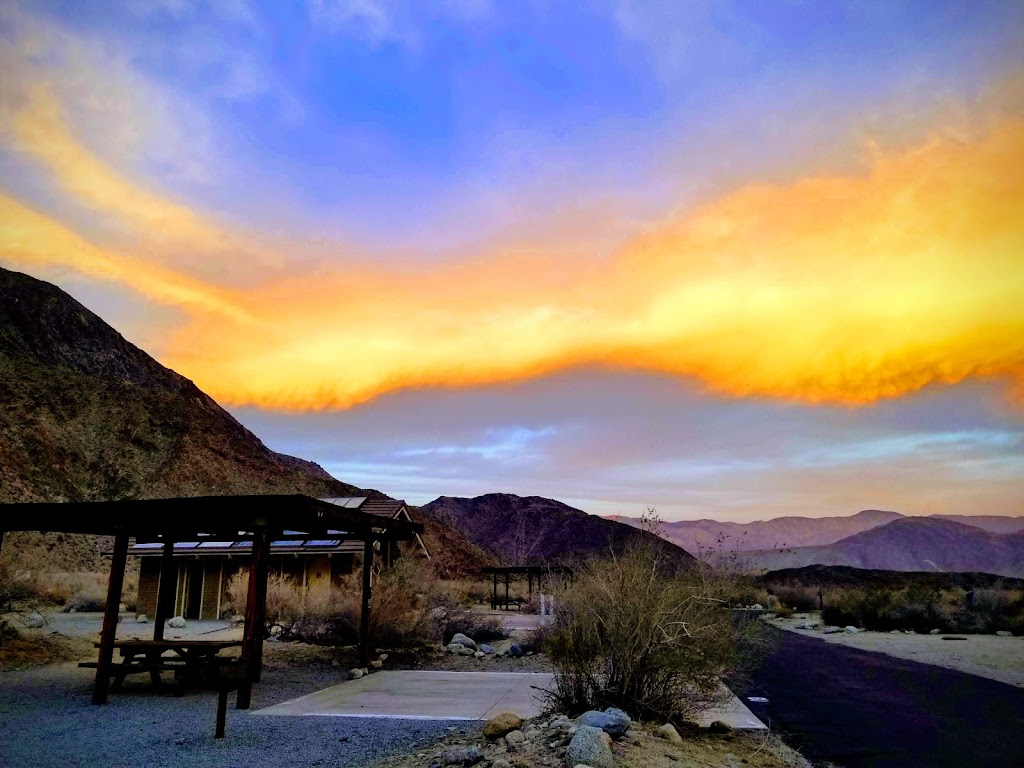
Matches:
[[738, 628, 1024, 768]]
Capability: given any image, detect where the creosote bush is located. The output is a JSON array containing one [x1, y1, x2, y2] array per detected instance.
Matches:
[[545, 544, 751, 722]]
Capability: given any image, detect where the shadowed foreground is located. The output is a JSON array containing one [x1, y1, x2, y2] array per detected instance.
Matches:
[[0, 663, 470, 768], [738, 628, 1024, 767]]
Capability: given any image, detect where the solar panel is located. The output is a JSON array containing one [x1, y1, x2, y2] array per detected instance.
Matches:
[[305, 540, 340, 547], [232, 541, 253, 548], [132, 543, 163, 550], [197, 542, 233, 549], [321, 496, 366, 508], [174, 542, 199, 549], [271, 541, 296, 547]]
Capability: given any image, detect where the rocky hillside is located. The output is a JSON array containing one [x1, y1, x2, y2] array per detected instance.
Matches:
[[0, 267, 487, 576], [733, 518, 1024, 577], [421, 493, 695, 569]]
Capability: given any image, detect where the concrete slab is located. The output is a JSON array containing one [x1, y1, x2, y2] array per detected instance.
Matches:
[[690, 683, 767, 730], [252, 671, 552, 721], [252, 671, 766, 729]]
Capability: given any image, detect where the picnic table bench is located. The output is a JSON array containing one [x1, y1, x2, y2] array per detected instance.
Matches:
[[79, 639, 242, 693]]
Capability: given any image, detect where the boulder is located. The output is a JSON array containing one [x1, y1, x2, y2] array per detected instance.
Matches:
[[565, 725, 613, 768], [657, 723, 683, 743], [269, 624, 283, 637], [823, 626, 843, 634], [479, 644, 494, 655], [482, 712, 524, 740], [167, 616, 187, 629], [450, 632, 477, 651], [369, 660, 383, 669], [348, 668, 364, 680], [996, 630, 1014, 637], [441, 745, 483, 765], [136, 614, 148, 623], [508, 643, 522, 658], [576, 707, 631, 739], [447, 643, 475, 656], [929, 628, 942, 635], [844, 626, 860, 634], [708, 720, 733, 734], [473, 651, 485, 658], [504, 729, 526, 745], [24, 612, 45, 629]]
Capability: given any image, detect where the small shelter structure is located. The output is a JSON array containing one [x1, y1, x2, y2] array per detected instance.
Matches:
[[130, 497, 428, 621], [482, 565, 573, 610], [0, 494, 422, 707]]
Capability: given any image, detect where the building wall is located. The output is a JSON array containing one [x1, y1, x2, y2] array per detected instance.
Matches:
[[137, 558, 161, 617], [201, 561, 222, 620]]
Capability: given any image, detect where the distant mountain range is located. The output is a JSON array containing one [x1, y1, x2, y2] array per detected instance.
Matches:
[[607, 510, 1024, 553], [734, 517, 1024, 578], [421, 493, 694, 569]]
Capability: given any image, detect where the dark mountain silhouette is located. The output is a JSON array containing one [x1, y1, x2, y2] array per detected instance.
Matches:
[[0, 267, 489, 575], [607, 509, 1024, 555], [733, 518, 1024, 577], [421, 493, 695, 569]]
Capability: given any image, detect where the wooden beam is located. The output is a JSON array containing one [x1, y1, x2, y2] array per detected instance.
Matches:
[[236, 527, 269, 709], [93, 532, 128, 705], [359, 538, 374, 668], [153, 541, 176, 641]]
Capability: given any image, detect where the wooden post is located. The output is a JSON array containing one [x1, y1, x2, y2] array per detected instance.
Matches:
[[491, 572, 497, 610], [237, 527, 269, 710], [359, 538, 374, 669], [528, 571, 533, 596], [93, 532, 129, 705], [153, 540, 176, 641], [504, 572, 510, 610]]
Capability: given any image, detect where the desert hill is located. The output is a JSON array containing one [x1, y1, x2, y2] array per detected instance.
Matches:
[[733, 517, 1024, 577], [421, 493, 695, 569], [0, 267, 489, 576]]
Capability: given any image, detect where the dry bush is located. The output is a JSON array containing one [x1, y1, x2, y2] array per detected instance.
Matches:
[[772, 586, 818, 613], [545, 544, 750, 722], [437, 612, 507, 645], [821, 585, 1024, 634], [225, 558, 439, 648]]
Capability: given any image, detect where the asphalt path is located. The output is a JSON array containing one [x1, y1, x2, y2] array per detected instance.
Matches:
[[737, 628, 1024, 767]]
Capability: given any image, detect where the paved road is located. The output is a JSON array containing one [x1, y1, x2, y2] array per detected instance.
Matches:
[[737, 628, 1024, 767]]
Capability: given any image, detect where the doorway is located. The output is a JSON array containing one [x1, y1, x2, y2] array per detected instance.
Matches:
[[184, 561, 204, 619]]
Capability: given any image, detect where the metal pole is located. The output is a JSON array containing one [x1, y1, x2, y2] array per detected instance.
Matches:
[[359, 538, 374, 668]]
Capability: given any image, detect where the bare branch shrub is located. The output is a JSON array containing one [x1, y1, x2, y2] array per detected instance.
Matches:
[[545, 543, 751, 722]]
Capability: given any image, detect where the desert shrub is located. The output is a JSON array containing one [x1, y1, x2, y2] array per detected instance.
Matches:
[[225, 558, 439, 648], [772, 604, 796, 619], [773, 586, 819, 613], [436, 612, 507, 645], [545, 545, 746, 722]]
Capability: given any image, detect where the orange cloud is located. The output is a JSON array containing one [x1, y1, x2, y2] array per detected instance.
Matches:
[[0, 195, 250, 322], [155, 118, 1024, 410]]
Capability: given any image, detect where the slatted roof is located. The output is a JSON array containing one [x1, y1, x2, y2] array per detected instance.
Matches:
[[0, 494, 422, 542]]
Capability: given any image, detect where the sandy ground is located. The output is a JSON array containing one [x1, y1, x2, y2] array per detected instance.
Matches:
[[765, 613, 1024, 687]]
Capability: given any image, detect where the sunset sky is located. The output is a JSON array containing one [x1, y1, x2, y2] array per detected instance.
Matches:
[[2, 1, 1023, 521]]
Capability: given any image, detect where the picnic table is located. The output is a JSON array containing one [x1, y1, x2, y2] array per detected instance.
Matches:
[[80, 639, 242, 693]]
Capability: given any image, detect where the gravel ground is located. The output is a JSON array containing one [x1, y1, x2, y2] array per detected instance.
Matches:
[[0, 662, 473, 768]]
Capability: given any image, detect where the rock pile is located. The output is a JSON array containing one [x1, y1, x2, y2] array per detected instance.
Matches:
[[426, 707, 635, 768]]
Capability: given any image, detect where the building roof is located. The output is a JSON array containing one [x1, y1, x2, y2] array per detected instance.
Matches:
[[0, 494, 422, 541]]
